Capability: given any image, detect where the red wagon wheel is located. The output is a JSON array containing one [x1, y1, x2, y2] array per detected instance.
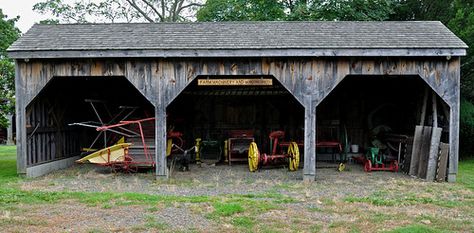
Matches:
[[391, 160, 399, 172], [364, 160, 372, 172]]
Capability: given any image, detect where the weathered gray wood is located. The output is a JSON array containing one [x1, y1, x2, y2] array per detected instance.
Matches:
[[432, 92, 438, 128], [155, 104, 167, 178], [13, 56, 462, 181], [426, 127, 442, 181], [416, 127, 431, 179], [15, 60, 27, 174], [419, 88, 429, 126], [7, 48, 467, 60], [6, 114, 14, 145], [437, 143, 449, 182], [303, 95, 316, 181], [448, 97, 459, 182], [409, 126, 424, 176]]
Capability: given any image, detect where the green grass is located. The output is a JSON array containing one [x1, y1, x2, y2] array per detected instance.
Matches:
[[344, 190, 461, 208], [385, 224, 444, 233], [231, 216, 255, 228], [458, 158, 474, 190], [210, 202, 244, 217], [0, 146, 17, 183]]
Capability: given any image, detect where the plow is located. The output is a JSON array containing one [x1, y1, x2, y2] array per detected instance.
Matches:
[[248, 131, 301, 172]]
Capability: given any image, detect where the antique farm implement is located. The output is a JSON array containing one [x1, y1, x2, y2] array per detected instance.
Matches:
[[76, 116, 190, 173], [355, 147, 399, 172], [76, 117, 157, 172], [248, 131, 300, 172]]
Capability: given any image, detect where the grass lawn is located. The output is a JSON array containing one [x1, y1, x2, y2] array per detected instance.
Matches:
[[0, 145, 473, 232], [0, 145, 17, 183]]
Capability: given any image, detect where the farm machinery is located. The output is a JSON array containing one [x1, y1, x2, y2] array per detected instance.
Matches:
[[75, 117, 192, 173], [248, 130, 301, 172], [361, 147, 399, 172]]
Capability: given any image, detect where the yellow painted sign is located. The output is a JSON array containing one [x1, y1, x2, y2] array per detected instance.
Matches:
[[198, 79, 273, 86]]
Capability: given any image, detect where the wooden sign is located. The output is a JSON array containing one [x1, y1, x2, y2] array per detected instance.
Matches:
[[198, 79, 273, 86]]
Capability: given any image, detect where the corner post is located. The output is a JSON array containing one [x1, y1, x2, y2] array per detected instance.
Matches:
[[15, 61, 27, 174], [303, 94, 316, 182], [448, 97, 459, 182], [155, 104, 168, 178]]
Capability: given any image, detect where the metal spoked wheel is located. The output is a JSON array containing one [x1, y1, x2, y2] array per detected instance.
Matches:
[[248, 142, 260, 172], [288, 142, 300, 171]]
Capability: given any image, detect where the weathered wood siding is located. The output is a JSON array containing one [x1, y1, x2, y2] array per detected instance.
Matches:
[[16, 57, 461, 181]]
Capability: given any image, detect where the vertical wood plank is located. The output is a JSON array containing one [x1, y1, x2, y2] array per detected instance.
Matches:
[[437, 143, 449, 182], [426, 127, 442, 181]]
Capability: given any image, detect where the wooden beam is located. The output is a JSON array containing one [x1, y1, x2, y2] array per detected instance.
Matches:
[[448, 99, 459, 182], [155, 104, 167, 178], [419, 87, 429, 126], [8, 48, 467, 59], [15, 61, 27, 174], [303, 95, 316, 182], [432, 92, 438, 128]]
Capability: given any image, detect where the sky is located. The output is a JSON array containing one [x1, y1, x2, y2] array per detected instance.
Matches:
[[0, 0, 53, 33]]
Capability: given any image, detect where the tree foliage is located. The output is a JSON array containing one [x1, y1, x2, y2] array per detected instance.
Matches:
[[0, 9, 20, 128], [197, 0, 395, 21], [33, 0, 204, 23], [197, 0, 285, 21]]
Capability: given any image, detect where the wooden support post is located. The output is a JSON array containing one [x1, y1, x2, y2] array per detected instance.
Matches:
[[15, 61, 27, 174], [448, 99, 459, 182], [155, 105, 168, 178], [419, 87, 429, 126], [303, 95, 316, 182], [6, 114, 14, 145]]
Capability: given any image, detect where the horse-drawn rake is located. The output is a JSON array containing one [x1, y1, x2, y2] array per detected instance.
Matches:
[[76, 117, 188, 173], [248, 131, 301, 172]]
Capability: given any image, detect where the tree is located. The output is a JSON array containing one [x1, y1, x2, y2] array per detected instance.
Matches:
[[0, 9, 20, 128], [197, 0, 285, 21], [33, 0, 204, 23], [197, 0, 396, 22], [390, 0, 455, 24], [448, 0, 474, 100], [309, 0, 395, 21]]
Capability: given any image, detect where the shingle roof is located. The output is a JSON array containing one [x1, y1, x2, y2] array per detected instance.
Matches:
[[7, 21, 467, 58]]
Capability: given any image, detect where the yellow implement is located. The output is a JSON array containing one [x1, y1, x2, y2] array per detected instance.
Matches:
[[76, 143, 131, 164]]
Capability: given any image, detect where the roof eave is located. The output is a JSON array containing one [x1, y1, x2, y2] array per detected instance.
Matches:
[[7, 48, 467, 59]]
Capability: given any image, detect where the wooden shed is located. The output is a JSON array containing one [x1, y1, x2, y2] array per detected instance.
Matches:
[[8, 21, 467, 181]]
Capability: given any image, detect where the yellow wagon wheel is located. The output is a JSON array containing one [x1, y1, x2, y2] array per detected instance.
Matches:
[[288, 142, 300, 171], [248, 142, 260, 172]]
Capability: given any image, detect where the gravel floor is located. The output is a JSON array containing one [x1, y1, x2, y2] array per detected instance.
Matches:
[[21, 161, 413, 198]]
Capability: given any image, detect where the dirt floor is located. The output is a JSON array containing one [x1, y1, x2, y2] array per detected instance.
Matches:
[[3, 161, 474, 233]]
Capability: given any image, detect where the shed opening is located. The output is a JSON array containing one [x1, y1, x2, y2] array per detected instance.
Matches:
[[167, 75, 305, 169], [25, 76, 155, 168], [317, 75, 450, 176]]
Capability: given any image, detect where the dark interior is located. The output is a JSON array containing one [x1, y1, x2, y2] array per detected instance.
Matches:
[[25, 76, 154, 165], [317, 75, 449, 163], [167, 75, 305, 161]]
